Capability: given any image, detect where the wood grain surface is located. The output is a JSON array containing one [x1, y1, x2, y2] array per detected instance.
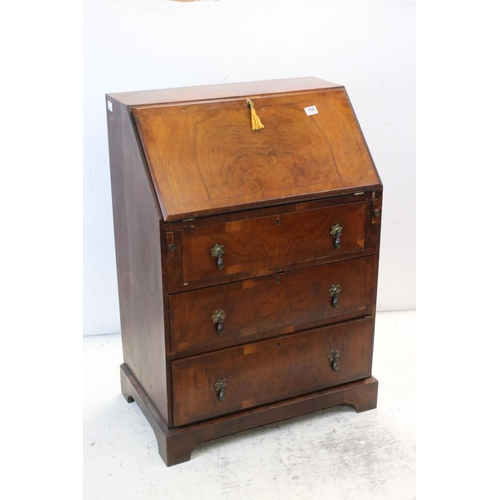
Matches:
[[107, 76, 340, 107], [170, 255, 376, 356], [107, 78, 382, 465], [106, 97, 169, 424], [132, 87, 381, 220], [172, 317, 374, 426], [181, 201, 366, 283]]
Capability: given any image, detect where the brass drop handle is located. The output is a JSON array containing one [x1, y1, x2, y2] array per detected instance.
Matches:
[[328, 349, 341, 371], [330, 224, 343, 249], [214, 378, 227, 401], [329, 284, 341, 308], [210, 243, 225, 270], [212, 310, 226, 335]]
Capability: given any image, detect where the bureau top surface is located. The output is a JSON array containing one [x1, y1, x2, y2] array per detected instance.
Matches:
[[110, 78, 381, 221]]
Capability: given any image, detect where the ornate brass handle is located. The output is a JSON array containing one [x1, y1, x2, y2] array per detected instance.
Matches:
[[214, 378, 227, 401], [328, 350, 341, 371], [329, 224, 343, 249], [210, 243, 225, 270], [329, 284, 341, 308], [212, 310, 226, 335]]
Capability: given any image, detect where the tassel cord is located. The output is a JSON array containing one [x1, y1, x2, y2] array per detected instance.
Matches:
[[247, 100, 264, 131]]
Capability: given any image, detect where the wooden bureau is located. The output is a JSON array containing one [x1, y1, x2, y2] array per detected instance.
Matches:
[[106, 77, 383, 466]]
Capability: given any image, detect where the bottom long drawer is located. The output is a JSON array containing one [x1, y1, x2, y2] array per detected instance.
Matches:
[[172, 317, 375, 426]]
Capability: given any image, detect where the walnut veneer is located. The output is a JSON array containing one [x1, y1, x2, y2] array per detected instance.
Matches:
[[106, 77, 383, 466]]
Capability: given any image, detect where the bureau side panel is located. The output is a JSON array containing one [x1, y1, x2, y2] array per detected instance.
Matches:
[[106, 96, 168, 424]]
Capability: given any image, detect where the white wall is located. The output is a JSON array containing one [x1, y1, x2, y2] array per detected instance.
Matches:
[[83, 0, 415, 335]]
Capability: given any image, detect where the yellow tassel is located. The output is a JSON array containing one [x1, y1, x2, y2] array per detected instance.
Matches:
[[247, 100, 264, 131]]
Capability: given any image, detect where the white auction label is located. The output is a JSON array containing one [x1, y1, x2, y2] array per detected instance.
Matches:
[[107, 100, 113, 112], [304, 105, 318, 116]]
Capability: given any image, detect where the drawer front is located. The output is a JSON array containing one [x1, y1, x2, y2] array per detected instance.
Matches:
[[172, 318, 374, 426], [181, 201, 366, 283], [170, 256, 376, 356]]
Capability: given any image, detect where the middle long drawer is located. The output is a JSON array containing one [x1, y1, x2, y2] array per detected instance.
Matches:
[[169, 255, 376, 357]]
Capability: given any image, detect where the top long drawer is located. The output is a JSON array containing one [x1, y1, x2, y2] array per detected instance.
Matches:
[[181, 201, 366, 283]]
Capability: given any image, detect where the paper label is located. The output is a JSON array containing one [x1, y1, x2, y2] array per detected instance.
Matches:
[[107, 100, 113, 112], [304, 105, 318, 116]]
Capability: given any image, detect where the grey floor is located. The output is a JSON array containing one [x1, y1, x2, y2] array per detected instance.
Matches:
[[83, 310, 415, 499]]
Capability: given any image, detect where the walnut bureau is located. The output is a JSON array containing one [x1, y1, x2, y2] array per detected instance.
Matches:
[[106, 77, 383, 466]]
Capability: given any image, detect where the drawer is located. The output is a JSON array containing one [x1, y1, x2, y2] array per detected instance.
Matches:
[[170, 256, 376, 356], [181, 201, 366, 283], [172, 317, 374, 426]]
